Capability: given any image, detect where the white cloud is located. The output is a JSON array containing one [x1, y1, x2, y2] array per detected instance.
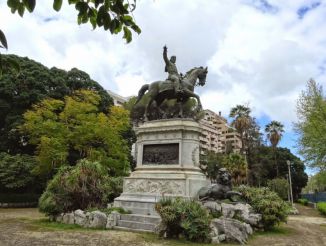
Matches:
[[1, 0, 326, 135]]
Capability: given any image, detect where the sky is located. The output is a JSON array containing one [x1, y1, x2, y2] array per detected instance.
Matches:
[[1, 0, 326, 173]]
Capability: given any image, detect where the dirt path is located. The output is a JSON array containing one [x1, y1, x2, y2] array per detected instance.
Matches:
[[248, 204, 326, 246], [0, 205, 325, 246]]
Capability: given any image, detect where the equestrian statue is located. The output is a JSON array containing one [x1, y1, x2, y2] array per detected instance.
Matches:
[[133, 46, 208, 121]]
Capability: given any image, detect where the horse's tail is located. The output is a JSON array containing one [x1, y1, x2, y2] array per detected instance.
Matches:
[[135, 84, 149, 104]]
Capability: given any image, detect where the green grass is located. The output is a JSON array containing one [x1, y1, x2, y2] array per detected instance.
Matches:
[[252, 225, 294, 237], [317, 202, 326, 216], [138, 233, 227, 246], [27, 218, 100, 232]]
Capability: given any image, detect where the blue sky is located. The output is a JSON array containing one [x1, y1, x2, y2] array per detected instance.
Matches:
[[1, 0, 326, 174]]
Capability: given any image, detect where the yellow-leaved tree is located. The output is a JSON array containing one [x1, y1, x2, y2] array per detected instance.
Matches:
[[21, 89, 132, 178]]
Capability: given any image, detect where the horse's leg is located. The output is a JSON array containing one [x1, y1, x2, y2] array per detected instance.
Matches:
[[144, 96, 154, 121], [182, 89, 202, 109]]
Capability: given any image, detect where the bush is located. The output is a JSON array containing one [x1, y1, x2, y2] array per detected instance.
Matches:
[[237, 185, 291, 230], [317, 202, 326, 216], [267, 178, 289, 200], [297, 198, 309, 206], [39, 159, 122, 216], [155, 197, 211, 243], [0, 152, 40, 192]]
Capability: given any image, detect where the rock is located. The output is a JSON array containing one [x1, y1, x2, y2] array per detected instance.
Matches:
[[220, 203, 262, 227], [288, 206, 299, 215], [221, 203, 236, 218], [55, 213, 64, 223], [211, 218, 253, 244], [203, 201, 222, 216], [74, 209, 88, 227], [106, 211, 120, 229], [88, 211, 107, 228], [62, 212, 75, 224]]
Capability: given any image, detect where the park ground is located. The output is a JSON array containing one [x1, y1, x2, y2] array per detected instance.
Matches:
[[0, 204, 325, 246]]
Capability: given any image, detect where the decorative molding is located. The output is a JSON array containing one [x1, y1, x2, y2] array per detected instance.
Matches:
[[125, 179, 184, 195]]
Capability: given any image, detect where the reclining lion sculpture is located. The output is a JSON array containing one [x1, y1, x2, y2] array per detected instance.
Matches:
[[198, 168, 242, 202]]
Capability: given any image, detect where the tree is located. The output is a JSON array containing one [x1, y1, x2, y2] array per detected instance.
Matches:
[[249, 146, 308, 199], [0, 54, 112, 155], [199, 151, 224, 183], [295, 79, 326, 170], [1, 1, 141, 75], [302, 171, 326, 193], [21, 89, 131, 178], [222, 153, 247, 186], [0, 152, 41, 192], [265, 120, 284, 176], [5, 0, 140, 43], [229, 105, 251, 154]]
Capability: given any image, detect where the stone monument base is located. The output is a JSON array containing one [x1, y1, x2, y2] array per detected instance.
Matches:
[[114, 119, 210, 216], [114, 168, 209, 215]]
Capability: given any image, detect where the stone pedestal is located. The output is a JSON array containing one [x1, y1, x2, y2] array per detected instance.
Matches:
[[114, 119, 210, 215]]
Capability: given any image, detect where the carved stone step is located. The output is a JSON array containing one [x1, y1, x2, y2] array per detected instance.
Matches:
[[117, 220, 157, 231], [120, 214, 161, 224]]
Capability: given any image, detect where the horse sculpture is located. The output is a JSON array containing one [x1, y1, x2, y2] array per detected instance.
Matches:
[[134, 66, 208, 121]]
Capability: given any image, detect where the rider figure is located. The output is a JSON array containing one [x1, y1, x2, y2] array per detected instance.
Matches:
[[163, 46, 183, 94]]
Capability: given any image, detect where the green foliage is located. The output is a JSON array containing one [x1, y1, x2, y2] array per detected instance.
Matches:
[[6, 0, 140, 43], [200, 151, 247, 185], [21, 90, 130, 177], [267, 178, 289, 200], [248, 146, 308, 199], [222, 153, 247, 185], [86, 206, 130, 215], [0, 152, 40, 192], [237, 185, 291, 230], [297, 198, 309, 206], [39, 159, 122, 216], [302, 170, 326, 193], [0, 55, 112, 155], [295, 79, 326, 170], [0, 193, 40, 203], [317, 202, 326, 216], [155, 197, 211, 243], [200, 151, 224, 182], [229, 104, 251, 153]]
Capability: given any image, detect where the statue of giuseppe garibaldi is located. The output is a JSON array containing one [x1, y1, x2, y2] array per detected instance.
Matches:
[[163, 45, 183, 94]]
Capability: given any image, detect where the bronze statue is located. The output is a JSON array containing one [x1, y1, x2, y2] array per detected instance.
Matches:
[[134, 46, 208, 121], [163, 46, 182, 93], [198, 168, 242, 202]]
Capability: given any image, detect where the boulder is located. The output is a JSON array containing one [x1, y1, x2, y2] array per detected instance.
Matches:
[[203, 201, 222, 216], [74, 209, 88, 227], [55, 213, 64, 223], [62, 212, 75, 224], [220, 203, 262, 227], [106, 211, 120, 229], [211, 218, 253, 244], [88, 211, 107, 228]]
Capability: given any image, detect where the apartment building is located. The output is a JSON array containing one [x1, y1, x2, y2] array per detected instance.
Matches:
[[199, 109, 242, 154]]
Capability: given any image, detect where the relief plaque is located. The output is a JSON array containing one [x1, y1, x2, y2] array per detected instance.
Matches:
[[143, 143, 179, 165]]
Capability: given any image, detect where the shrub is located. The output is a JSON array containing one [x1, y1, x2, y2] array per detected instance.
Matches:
[[155, 197, 211, 243], [317, 202, 326, 216], [0, 152, 39, 192], [39, 159, 122, 216], [237, 185, 291, 230], [297, 198, 309, 206], [267, 178, 289, 200]]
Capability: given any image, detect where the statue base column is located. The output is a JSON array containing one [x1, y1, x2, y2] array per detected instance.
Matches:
[[114, 119, 210, 215]]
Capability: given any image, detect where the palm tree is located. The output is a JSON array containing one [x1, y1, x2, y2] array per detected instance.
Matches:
[[229, 105, 251, 154], [222, 153, 247, 186], [265, 121, 284, 177]]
